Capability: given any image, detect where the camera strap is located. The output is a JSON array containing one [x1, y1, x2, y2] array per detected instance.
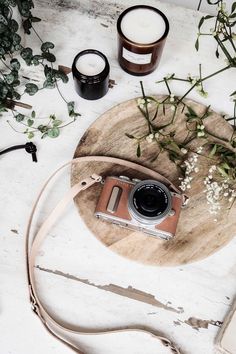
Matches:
[[26, 155, 183, 354]]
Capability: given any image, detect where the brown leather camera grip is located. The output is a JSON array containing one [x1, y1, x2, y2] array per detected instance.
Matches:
[[155, 194, 182, 236]]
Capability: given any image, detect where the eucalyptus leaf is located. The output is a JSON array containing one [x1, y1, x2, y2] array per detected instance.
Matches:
[[47, 127, 60, 138], [20, 47, 33, 61], [27, 118, 34, 127], [28, 132, 34, 139], [0, 15, 8, 25], [25, 83, 38, 96], [10, 19, 18, 32], [53, 119, 62, 127], [43, 79, 55, 89], [42, 52, 56, 62], [41, 42, 54, 52], [10, 58, 20, 70], [15, 113, 25, 122], [5, 73, 15, 84], [37, 124, 48, 133]]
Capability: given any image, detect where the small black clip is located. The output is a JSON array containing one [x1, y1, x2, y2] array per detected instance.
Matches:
[[25, 142, 37, 162]]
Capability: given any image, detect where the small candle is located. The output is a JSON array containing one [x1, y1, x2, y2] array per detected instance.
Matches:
[[75, 53, 106, 76], [117, 5, 169, 76], [72, 49, 110, 100]]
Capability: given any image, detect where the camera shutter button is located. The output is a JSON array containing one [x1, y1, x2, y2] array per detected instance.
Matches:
[[119, 175, 130, 181], [168, 209, 175, 217]]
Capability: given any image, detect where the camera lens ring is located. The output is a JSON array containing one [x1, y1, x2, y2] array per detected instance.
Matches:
[[128, 179, 172, 224]]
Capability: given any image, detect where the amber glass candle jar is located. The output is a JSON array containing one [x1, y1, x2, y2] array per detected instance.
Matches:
[[72, 49, 110, 100], [117, 5, 169, 76]]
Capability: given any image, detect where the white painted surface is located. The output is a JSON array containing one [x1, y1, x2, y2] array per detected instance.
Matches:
[[0, 0, 236, 354], [163, 0, 234, 15]]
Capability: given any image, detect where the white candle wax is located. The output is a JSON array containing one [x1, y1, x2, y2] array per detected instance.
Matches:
[[76, 53, 105, 76], [121, 8, 166, 44]]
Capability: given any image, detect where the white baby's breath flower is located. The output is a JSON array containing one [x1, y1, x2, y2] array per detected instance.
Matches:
[[204, 167, 236, 217], [137, 98, 145, 109], [181, 148, 188, 154], [170, 105, 176, 111], [146, 133, 154, 143], [169, 93, 175, 103], [154, 132, 159, 139], [197, 131, 205, 137], [179, 150, 202, 192]]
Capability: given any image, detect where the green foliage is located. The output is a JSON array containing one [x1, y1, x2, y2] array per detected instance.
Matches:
[[208, 143, 236, 180], [24, 83, 38, 95], [0, 0, 78, 139], [67, 101, 81, 118]]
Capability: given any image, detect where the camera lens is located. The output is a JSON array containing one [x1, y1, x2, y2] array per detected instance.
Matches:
[[128, 180, 171, 224]]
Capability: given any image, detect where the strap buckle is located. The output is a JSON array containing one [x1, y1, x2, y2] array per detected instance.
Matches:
[[91, 174, 102, 182]]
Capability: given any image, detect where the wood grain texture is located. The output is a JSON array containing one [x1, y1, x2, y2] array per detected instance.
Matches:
[[71, 96, 235, 266]]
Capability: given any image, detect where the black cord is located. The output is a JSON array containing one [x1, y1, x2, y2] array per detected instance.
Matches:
[[0, 143, 38, 162], [0, 144, 26, 155]]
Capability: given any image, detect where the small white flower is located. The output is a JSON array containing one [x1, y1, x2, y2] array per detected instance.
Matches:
[[209, 165, 216, 173], [170, 105, 176, 111], [146, 133, 154, 143], [154, 132, 159, 139], [197, 131, 205, 137], [197, 146, 203, 153], [181, 148, 188, 154]]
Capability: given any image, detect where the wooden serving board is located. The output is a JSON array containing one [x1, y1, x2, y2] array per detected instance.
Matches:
[[71, 96, 236, 266]]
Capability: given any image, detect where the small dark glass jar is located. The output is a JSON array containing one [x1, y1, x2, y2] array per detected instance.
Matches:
[[72, 49, 110, 100], [117, 5, 169, 76]]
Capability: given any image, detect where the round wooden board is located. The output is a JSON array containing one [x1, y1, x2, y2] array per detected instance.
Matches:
[[71, 96, 236, 266]]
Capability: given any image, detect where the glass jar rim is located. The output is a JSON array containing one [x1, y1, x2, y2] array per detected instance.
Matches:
[[72, 49, 110, 83], [117, 5, 169, 47]]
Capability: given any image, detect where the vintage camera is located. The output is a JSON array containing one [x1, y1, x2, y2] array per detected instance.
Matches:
[[95, 176, 183, 240]]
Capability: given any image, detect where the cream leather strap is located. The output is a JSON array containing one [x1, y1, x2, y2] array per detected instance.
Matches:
[[26, 155, 183, 354]]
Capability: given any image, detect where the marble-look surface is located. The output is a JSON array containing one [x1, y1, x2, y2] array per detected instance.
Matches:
[[164, 0, 234, 15], [0, 1, 236, 353]]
